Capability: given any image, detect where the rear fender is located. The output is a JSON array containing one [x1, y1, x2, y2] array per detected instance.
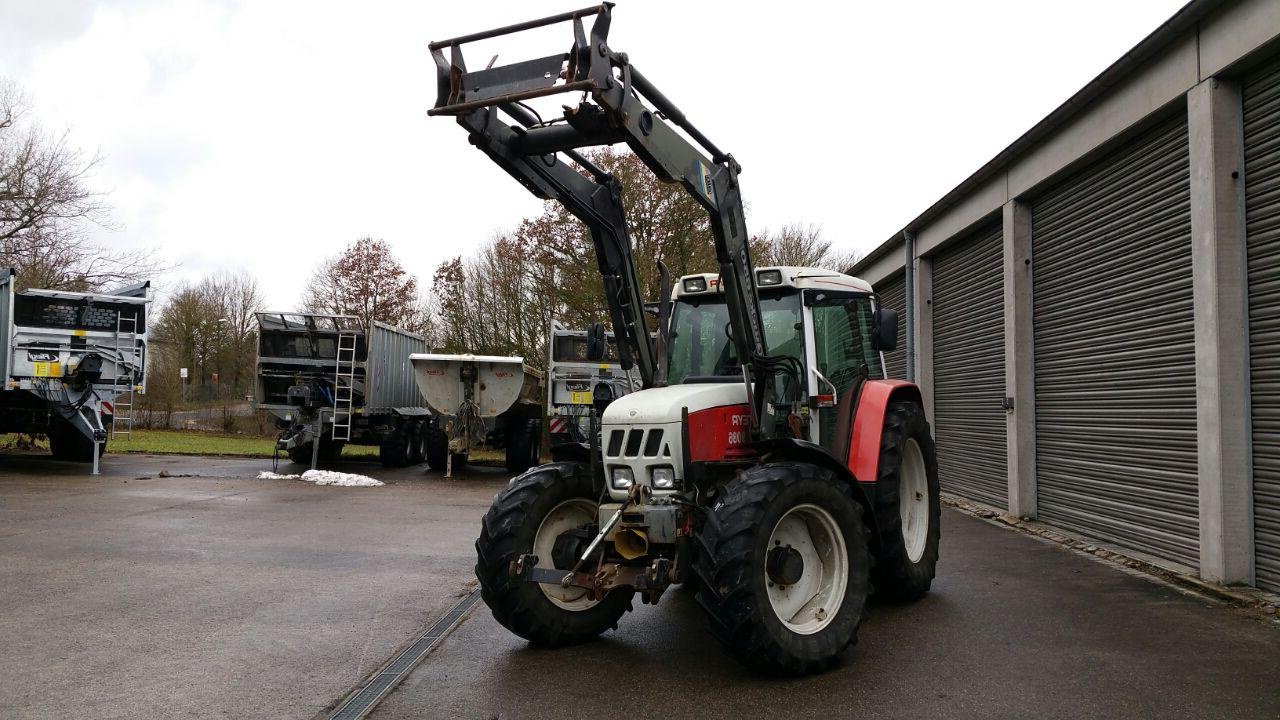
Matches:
[[849, 379, 924, 484], [756, 437, 880, 554]]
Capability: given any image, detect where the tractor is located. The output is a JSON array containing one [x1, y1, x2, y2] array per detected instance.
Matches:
[[428, 3, 940, 674]]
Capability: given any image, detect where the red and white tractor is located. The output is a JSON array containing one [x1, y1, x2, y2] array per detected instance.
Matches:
[[429, 4, 940, 674]]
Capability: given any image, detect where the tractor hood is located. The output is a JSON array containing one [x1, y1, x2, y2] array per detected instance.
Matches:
[[601, 382, 747, 426]]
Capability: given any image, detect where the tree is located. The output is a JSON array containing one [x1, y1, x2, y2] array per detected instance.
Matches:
[[301, 236, 433, 335], [751, 223, 860, 271], [0, 78, 160, 291], [148, 270, 265, 400]]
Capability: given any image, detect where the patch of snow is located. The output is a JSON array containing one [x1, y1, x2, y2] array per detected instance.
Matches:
[[301, 469, 384, 487], [255, 469, 384, 487]]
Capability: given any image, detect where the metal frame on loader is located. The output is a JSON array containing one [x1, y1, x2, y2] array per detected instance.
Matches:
[[431, 3, 941, 675]]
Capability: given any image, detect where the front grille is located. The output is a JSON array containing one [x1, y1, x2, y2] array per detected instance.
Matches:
[[624, 429, 644, 456], [606, 430, 625, 456], [643, 429, 663, 457]]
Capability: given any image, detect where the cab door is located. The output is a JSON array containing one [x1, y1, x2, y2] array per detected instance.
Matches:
[[803, 291, 884, 452]]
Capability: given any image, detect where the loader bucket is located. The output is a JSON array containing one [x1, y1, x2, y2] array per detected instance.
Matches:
[[409, 353, 532, 418]]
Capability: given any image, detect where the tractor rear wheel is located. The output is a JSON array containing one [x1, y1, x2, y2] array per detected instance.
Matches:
[[870, 400, 940, 601], [694, 462, 871, 675], [475, 462, 633, 646]]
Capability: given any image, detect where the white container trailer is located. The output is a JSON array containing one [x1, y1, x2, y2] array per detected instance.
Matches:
[[409, 353, 543, 475], [255, 313, 431, 468], [0, 269, 150, 473]]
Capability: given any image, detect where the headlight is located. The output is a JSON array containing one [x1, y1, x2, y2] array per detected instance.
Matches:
[[610, 467, 634, 490], [651, 466, 676, 489]]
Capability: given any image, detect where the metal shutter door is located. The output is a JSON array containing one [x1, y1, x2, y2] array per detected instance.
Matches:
[[931, 223, 1007, 507], [1244, 58, 1280, 593], [875, 273, 907, 379], [1032, 114, 1198, 568]]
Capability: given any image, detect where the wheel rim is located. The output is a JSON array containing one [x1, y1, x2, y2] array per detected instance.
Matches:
[[765, 504, 848, 635], [533, 499, 600, 611], [900, 438, 929, 563]]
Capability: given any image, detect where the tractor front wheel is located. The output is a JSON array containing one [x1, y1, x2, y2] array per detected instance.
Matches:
[[475, 462, 633, 646], [694, 462, 871, 675], [870, 400, 940, 601]]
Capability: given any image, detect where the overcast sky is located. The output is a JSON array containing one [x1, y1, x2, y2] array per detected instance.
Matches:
[[1, 0, 1188, 309]]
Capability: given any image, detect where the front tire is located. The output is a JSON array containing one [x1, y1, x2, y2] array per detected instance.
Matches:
[[871, 400, 941, 601], [475, 462, 633, 646], [695, 462, 871, 675]]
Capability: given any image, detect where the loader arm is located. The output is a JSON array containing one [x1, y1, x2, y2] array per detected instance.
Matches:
[[428, 3, 787, 438]]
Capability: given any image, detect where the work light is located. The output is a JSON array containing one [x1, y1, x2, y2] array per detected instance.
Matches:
[[651, 466, 676, 489], [611, 467, 634, 490]]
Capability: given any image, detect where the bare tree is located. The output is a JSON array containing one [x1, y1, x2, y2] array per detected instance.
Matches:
[[0, 78, 161, 291], [301, 236, 431, 333], [752, 223, 861, 271]]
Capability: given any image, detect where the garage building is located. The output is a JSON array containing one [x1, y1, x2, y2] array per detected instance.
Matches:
[[855, 0, 1280, 593]]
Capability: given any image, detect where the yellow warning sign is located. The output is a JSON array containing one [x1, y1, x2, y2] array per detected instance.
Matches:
[[570, 391, 593, 404], [34, 361, 61, 377]]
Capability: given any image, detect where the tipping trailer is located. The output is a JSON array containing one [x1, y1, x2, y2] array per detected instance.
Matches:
[[430, 4, 941, 675], [0, 269, 150, 474], [545, 321, 639, 446], [255, 312, 432, 468], [409, 353, 543, 475]]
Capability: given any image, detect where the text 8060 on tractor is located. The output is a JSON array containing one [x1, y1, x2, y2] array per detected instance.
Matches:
[[429, 4, 940, 674]]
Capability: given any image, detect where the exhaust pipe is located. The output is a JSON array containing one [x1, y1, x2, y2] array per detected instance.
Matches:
[[613, 528, 649, 560]]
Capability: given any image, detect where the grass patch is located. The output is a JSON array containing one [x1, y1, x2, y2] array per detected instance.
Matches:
[[108, 430, 378, 458]]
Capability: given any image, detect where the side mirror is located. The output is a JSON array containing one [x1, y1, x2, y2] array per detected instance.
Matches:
[[873, 306, 899, 352], [586, 322, 607, 361]]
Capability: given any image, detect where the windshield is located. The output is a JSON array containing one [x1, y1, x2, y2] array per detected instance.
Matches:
[[667, 292, 804, 385]]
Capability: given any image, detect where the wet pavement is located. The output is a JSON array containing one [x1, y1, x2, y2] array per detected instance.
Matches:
[[371, 511, 1280, 720], [1, 452, 1276, 719], [0, 452, 506, 719]]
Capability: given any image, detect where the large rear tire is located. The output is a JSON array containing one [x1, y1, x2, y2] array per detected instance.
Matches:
[[475, 462, 633, 646], [48, 418, 105, 463], [694, 462, 871, 675], [379, 423, 413, 468], [871, 400, 941, 601]]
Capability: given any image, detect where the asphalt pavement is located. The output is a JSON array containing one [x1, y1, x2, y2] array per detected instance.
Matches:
[[1, 451, 1276, 720], [370, 510, 1280, 720], [0, 452, 507, 719]]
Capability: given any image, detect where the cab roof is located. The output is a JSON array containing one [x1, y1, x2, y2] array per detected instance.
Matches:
[[672, 266, 873, 300]]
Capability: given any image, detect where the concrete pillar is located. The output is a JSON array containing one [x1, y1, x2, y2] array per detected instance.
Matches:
[[1003, 200, 1037, 519], [1187, 77, 1253, 585], [913, 255, 934, 423]]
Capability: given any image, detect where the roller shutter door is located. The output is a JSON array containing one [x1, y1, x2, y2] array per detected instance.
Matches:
[[1032, 114, 1198, 568], [1244, 58, 1280, 593], [875, 273, 907, 379], [931, 222, 1007, 508]]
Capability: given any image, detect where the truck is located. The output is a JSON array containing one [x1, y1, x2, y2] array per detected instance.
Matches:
[[254, 312, 432, 468], [0, 269, 150, 473], [545, 321, 639, 446], [429, 4, 941, 675], [409, 353, 544, 475]]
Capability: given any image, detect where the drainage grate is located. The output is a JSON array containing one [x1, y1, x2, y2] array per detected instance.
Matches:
[[328, 588, 482, 720]]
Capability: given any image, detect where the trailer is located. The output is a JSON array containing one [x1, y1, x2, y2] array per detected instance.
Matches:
[[409, 353, 543, 475], [545, 321, 638, 446], [0, 269, 150, 474], [255, 312, 431, 468]]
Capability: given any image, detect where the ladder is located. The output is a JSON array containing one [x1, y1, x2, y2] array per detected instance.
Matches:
[[332, 331, 357, 441], [110, 310, 140, 439]]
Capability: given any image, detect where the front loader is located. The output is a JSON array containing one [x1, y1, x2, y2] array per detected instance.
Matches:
[[429, 4, 941, 674]]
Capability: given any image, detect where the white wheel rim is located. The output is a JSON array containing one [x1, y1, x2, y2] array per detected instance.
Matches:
[[765, 504, 848, 635], [900, 438, 929, 563], [533, 499, 600, 611]]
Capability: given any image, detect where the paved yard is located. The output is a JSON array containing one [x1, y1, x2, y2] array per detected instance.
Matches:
[[0, 452, 505, 719], [1, 452, 1276, 720], [371, 511, 1280, 720]]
